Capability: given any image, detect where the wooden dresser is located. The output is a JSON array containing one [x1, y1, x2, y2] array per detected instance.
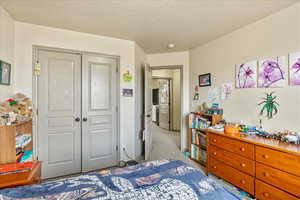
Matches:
[[207, 130, 300, 200]]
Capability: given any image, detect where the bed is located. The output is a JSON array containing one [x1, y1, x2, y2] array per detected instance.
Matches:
[[0, 160, 242, 200]]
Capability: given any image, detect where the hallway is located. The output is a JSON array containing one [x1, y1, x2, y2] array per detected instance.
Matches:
[[148, 123, 198, 167]]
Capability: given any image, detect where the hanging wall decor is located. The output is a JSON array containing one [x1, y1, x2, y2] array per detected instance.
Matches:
[[193, 86, 199, 100], [207, 87, 219, 106], [258, 56, 285, 88], [258, 92, 279, 119], [122, 70, 133, 83], [289, 52, 300, 86], [235, 61, 257, 88], [221, 83, 233, 100], [0, 60, 11, 85], [199, 73, 211, 87], [122, 88, 133, 97]]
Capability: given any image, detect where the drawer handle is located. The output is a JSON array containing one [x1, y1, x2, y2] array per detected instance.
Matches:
[[213, 139, 217, 143], [240, 180, 246, 184], [263, 192, 270, 197], [240, 163, 246, 167], [213, 166, 217, 169], [240, 147, 246, 152], [262, 154, 269, 159], [213, 152, 217, 156], [263, 172, 270, 177]]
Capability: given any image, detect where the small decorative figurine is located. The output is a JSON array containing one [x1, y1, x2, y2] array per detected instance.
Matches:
[[258, 92, 279, 119]]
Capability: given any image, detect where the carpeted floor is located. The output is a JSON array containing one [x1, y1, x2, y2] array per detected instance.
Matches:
[[148, 123, 203, 169]]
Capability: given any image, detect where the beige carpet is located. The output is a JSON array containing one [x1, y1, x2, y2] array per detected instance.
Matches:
[[148, 123, 204, 170]]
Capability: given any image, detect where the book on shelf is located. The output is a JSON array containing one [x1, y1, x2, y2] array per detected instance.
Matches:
[[189, 113, 211, 129], [191, 129, 207, 148], [190, 144, 207, 163]]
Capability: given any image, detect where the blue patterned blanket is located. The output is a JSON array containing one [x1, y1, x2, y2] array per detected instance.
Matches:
[[0, 160, 241, 200]]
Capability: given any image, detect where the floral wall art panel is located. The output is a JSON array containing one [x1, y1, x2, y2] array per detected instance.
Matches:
[[235, 61, 257, 88], [289, 52, 300, 86], [258, 56, 285, 88]]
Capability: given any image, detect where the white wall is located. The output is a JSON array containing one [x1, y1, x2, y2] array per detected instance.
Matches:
[[152, 69, 181, 131], [0, 6, 14, 98], [152, 69, 174, 78], [190, 3, 300, 132], [134, 43, 147, 158], [14, 22, 137, 160], [148, 51, 190, 151]]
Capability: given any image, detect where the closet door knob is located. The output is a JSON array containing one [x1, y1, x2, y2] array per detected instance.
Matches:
[[83, 117, 88, 122], [75, 117, 80, 122]]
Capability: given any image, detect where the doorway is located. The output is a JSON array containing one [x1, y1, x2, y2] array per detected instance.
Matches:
[[144, 66, 183, 161], [33, 47, 119, 179], [152, 69, 181, 133]]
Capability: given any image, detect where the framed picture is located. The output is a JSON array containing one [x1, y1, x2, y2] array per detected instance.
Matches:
[[199, 73, 211, 87], [122, 88, 133, 97], [0, 60, 11, 85]]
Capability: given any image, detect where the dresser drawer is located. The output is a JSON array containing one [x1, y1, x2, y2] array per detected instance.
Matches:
[[256, 146, 300, 176], [208, 133, 254, 159], [209, 144, 255, 176], [256, 162, 300, 197], [209, 158, 254, 195], [255, 179, 300, 200]]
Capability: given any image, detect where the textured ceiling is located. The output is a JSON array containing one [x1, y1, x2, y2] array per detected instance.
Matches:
[[0, 0, 299, 53]]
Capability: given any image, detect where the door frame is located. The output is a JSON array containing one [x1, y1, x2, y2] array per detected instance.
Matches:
[[152, 77, 173, 131], [149, 65, 184, 150], [32, 45, 121, 166]]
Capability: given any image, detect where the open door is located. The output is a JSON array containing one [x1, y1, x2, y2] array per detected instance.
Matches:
[[144, 64, 153, 160]]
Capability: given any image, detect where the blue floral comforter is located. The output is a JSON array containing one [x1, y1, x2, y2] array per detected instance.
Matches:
[[0, 160, 241, 200]]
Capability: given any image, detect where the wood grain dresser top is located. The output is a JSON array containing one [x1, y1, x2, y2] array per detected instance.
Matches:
[[206, 129, 300, 156]]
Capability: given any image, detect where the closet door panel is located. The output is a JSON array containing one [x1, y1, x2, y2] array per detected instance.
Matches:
[[37, 50, 82, 179], [82, 54, 118, 172]]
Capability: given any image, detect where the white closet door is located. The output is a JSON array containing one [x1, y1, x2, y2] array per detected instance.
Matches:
[[82, 54, 118, 172], [38, 50, 82, 179]]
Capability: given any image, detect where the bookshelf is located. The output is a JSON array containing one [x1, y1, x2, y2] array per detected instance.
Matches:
[[188, 112, 222, 167], [0, 120, 33, 164]]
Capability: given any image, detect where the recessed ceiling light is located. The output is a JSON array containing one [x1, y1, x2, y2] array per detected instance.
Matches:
[[167, 44, 176, 49]]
